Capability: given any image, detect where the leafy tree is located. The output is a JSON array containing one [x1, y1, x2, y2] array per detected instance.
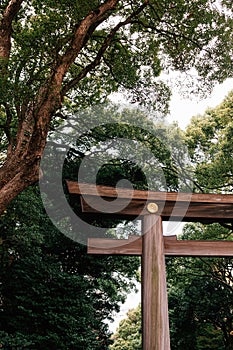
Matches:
[[110, 304, 142, 350], [38, 104, 193, 249], [0, 186, 140, 349], [62, 105, 191, 190], [185, 90, 233, 193], [167, 90, 233, 349], [1, 0, 233, 214], [167, 222, 233, 350], [1, 102, 192, 349]]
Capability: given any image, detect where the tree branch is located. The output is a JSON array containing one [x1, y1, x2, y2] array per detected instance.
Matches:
[[0, 0, 24, 60], [131, 18, 205, 52], [61, 1, 149, 96], [51, 0, 120, 87]]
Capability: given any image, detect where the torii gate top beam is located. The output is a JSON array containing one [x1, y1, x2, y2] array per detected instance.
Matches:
[[66, 181, 233, 222]]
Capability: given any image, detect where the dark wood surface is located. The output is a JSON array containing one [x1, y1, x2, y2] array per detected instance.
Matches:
[[67, 181, 233, 221]]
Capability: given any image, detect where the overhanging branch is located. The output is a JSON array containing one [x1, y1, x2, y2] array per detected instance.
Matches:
[[0, 0, 24, 60], [61, 1, 150, 96]]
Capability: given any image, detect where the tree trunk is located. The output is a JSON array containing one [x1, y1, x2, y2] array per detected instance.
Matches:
[[0, 85, 60, 215], [1, 0, 153, 215], [0, 114, 50, 215]]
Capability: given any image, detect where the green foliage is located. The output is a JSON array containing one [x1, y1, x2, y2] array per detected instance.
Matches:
[[167, 90, 233, 349], [110, 304, 142, 350], [185, 90, 233, 192], [0, 186, 140, 349], [1, 0, 233, 213], [167, 223, 233, 350], [196, 324, 225, 350], [168, 276, 227, 350], [1, 0, 233, 145], [61, 104, 192, 194]]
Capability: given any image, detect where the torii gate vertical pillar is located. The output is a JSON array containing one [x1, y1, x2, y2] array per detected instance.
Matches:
[[142, 214, 170, 350]]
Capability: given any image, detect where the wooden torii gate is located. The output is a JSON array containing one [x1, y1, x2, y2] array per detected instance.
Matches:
[[67, 181, 233, 350]]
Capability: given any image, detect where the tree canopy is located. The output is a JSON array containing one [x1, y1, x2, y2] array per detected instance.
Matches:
[[110, 304, 142, 350], [1, 0, 233, 214], [167, 223, 233, 350], [1, 2, 233, 348], [0, 185, 140, 349], [185, 90, 233, 193], [1, 105, 184, 349]]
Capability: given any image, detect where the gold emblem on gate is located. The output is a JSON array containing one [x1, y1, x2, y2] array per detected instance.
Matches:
[[147, 202, 159, 214]]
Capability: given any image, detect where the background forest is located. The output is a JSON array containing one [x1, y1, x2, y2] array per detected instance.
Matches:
[[0, 1, 233, 349], [1, 92, 233, 349]]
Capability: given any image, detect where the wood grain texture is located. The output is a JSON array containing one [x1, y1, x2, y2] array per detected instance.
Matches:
[[67, 181, 233, 203], [66, 181, 233, 221], [80, 196, 233, 221], [164, 237, 233, 256], [88, 235, 142, 255], [88, 235, 233, 257], [142, 215, 170, 350]]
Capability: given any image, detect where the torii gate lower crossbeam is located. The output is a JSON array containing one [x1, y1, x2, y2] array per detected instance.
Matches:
[[66, 181, 233, 350]]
